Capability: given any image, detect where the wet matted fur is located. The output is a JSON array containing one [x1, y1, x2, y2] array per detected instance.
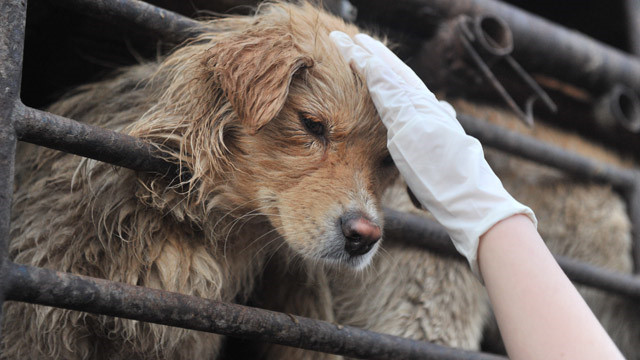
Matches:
[[4, 2, 487, 359]]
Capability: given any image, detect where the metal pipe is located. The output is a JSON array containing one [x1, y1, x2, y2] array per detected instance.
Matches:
[[594, 85, 640, 134], [352, 0, 640, 95], [14, 102, 637, 198], [6, 262, 506, 360], [411, 15, 512, 90], [0, 0, 27, 337], [13, 105, 178, 177], [410, 14, 554, 127], [470, 15, 512, 58], [383, 209, 640, 300], [457, 114, 639, 191], [50, 0, 203, 44]]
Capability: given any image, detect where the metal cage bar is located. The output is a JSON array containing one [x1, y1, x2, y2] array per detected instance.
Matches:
[[0, 0, 27, 338], [1, 0, 640, 358], [7, 262, 505, 360], [384, 209, 640, 300], [53, 0, 203, 44]]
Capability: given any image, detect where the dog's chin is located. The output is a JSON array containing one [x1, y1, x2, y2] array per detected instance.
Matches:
[[318, 241, 379, 271]]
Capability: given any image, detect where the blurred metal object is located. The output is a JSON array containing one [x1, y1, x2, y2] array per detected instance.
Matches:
[[411, 15, 555, 126], [595, 85, 640, 134], [352, 0, 640, 97]]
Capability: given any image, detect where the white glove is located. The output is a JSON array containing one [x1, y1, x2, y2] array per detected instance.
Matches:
[[330, 31, 537, 279]]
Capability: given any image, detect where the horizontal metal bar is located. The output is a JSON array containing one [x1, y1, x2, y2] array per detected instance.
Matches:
[[457, 114, 640, 191], [383, 208, 640, 300], [50, 0, 203, 44], [6, 262, 505, 360], [13, 104, 177, 176], [352, 0, 640, 95]]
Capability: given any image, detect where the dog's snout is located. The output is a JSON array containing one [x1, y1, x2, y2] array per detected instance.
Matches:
[[341, 215, 381, 256]]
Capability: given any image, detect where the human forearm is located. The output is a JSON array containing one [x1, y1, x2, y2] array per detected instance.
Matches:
[[479, 215, 624, 360]]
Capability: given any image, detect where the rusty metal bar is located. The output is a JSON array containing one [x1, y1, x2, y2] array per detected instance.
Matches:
[[352, 0, 640, 95], [50, 0, 203, 44], [457, 114, 640, 191], [13, 105, 177, 176], [6, 262, 505, 360], [383, 209, 640, 300], [15, 103, 638, 195], [0, 0, 27, 338]]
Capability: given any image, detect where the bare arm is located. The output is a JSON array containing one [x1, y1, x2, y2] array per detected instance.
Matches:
[[479, 215, 624, 360]]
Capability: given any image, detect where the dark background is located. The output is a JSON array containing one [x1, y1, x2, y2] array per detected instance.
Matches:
[[21, 0, 633, 109]]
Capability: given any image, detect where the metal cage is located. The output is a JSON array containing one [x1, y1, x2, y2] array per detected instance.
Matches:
[[1, 0, 640, 359]]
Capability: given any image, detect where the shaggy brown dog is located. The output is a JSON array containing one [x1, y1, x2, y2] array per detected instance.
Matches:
[[4, 2, 400, 359]]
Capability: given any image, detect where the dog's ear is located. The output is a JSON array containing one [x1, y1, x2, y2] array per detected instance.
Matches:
[[205, 30, 314, 134]]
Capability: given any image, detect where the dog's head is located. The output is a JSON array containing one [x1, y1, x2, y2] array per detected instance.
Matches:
[[134, 2, 396, 269]]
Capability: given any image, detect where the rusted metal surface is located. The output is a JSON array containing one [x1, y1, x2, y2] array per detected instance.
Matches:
[[0, 0, 27, 337], [384, 209, 640, 300], [13, 104, 178, 176], [6, 262, 506, 360], [51, 0, 203, 44], [352, 0, 640, 96]]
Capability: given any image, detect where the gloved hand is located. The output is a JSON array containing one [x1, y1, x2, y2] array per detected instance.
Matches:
[[329, 31, 537, 279]]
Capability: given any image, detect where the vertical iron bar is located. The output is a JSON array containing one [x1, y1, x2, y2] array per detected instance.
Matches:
[[0, 0, 27, 339], [629, 184, 640, 273]]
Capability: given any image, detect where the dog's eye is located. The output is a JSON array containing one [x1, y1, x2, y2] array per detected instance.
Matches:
[[299, 113, 325, 137], [381, 154, 394, 167]]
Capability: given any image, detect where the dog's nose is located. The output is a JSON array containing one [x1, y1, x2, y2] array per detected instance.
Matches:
[[341, 215, 381, 256]]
